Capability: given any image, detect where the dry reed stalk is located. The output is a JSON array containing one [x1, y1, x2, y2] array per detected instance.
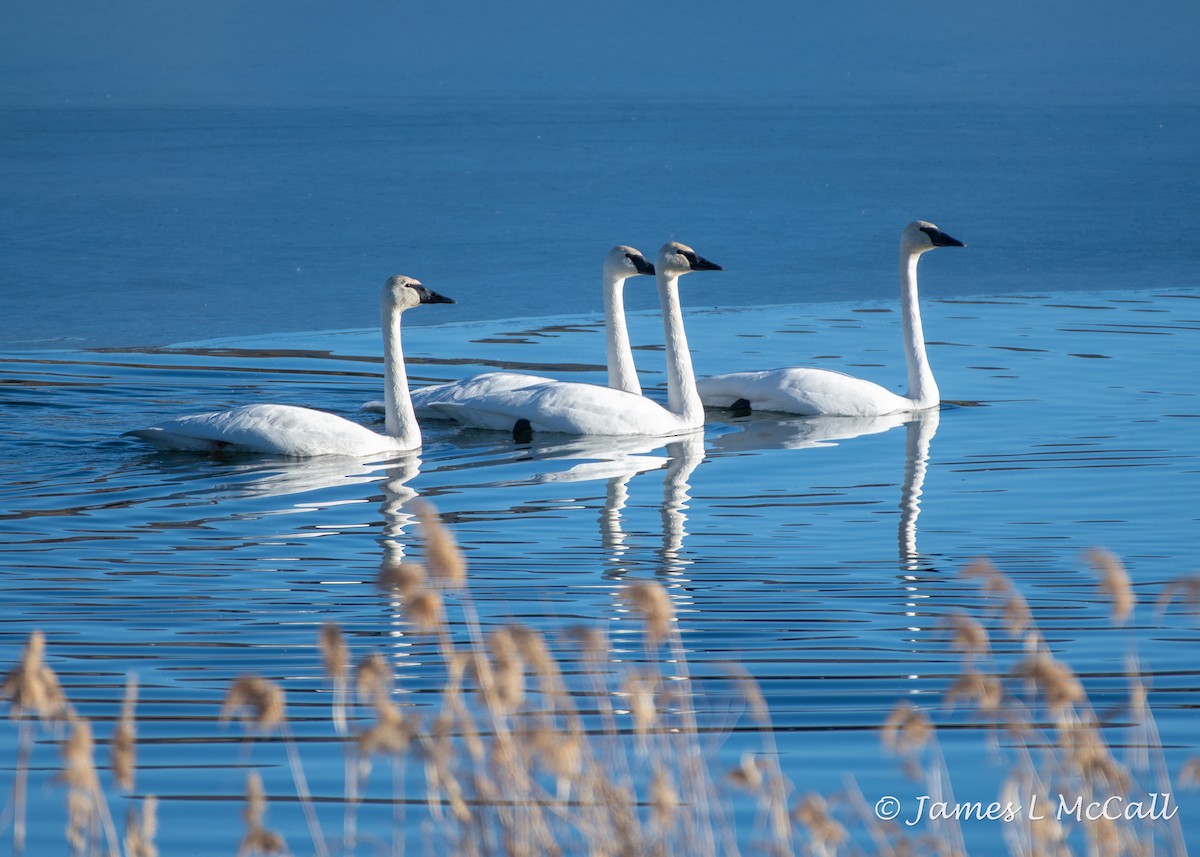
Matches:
[[111, 673, 138, 792], [1086, 547, 1136, 624], [61, 717, 120, 855], [123, 795, 158, 857], [3, 631, 71, 856], [412, 500, 467, 588], [238, 772, 288, 856], [317, 622, 349, 736], [220, 676, 327, 857]]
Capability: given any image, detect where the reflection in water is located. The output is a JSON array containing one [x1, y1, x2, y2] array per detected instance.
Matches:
[[706, 411, 909, 452], [898, 407, 940, 575], [583, 431, 705, 581]]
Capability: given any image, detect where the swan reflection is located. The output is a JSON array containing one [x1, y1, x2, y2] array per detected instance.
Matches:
[[708, 405, 940, 572]]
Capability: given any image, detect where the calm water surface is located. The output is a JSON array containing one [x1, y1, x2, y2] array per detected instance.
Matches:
[[2, 288, 1198, 853]]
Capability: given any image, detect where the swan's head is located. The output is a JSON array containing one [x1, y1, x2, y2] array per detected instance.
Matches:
[[903, 221, 965, 254], [383, 275, 456, 311], [604, 245, 655, 279], [656, 241, 723, 277]]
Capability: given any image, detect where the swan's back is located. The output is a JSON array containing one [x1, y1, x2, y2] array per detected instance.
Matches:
[[127, 404, 407, 457], [407, 371, 557, 419], [697, 367, 911, 417], [429, 380, 691, 436]]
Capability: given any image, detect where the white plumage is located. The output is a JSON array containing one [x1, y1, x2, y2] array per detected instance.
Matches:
[[697, 221, 964, 416], [426, 242, 722, 437], [126, 276, 454, 456]]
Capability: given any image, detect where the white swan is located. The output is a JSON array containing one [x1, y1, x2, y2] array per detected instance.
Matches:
[[363, 246, 655, 418], [696, 221, 964, 416], [125, 277, 454, 456], [426, 242, 721, 436]]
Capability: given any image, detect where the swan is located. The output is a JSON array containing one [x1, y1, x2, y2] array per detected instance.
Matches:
[[125, 276, 454, 456], [696, 221, 964, 416], [362, 246, 655, 418], [426, 242, 721, 436]]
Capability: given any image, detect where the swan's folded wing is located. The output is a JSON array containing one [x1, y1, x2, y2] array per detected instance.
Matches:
[[405, 372, 559, 420], [127, 404, 402, 457], [429, 382, 685, 436], [698, 368, 907, 417]]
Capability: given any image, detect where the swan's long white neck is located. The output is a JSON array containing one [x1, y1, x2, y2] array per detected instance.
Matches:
[[657, 270, 703, 424], [900, 248, 939, 408], [381, 299, 421, 448], [603, 272, 641, 395]]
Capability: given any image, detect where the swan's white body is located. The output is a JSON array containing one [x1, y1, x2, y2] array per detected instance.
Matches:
[[126, 277, 453, 457], [364, 246, 654, 419], [697, 221, 963, 417], [428, 242, 721, 437]]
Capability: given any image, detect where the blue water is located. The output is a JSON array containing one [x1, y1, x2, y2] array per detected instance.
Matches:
[[3, 283, 1199, 854]]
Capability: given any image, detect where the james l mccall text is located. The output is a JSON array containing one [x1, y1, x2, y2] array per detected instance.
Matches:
[[872, 793, 1179, 826]]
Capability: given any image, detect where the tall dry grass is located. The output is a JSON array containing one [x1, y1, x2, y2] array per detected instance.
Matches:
[[3, 507, 1199, 856]]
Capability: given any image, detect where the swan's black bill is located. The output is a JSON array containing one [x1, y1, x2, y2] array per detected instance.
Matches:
[[920, 226, 966, 248], [682, 250, 723, 271], [415, 286, 456, 304], [629, 253, 656, 276]]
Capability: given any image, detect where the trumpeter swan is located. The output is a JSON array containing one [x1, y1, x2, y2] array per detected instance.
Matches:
[[125, 276, 454, 456], [696, 221, 963, 416], [363, 246, 655, 417], [426, 242, 721, 436]]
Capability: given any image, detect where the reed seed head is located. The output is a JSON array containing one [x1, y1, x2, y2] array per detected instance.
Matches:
[[405, 588, 444, 632], [1158, 575, 1200, 614], [1086, 547, 1135, 624], [221, 675, 286, 732], [622, 671, 658, 743], [62, 717, 100, 851], [1013, 653, 1084, 714], [945, 669, 1004, 714], [961, 558, 1011, 594], [648, 767, 679, 829], [112, 673, 138, 791], [487, 627, 526, 713], [622, 581, 674, 645], [945, 612, 990, 658], [358, 705, 417, 757], [2, 630, 68, 721], [881, 702, 933, 754], [413, 500, 467, 587], [124, 795, 158, 857], [377, 561, 428, 597], [793, 793, 847, 850], [354, 653, 393, 707], [240, 772, 287, 856], [728, 753, 764, 792], [564, 625, 608, 663], [318, 622, 349, 683]]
